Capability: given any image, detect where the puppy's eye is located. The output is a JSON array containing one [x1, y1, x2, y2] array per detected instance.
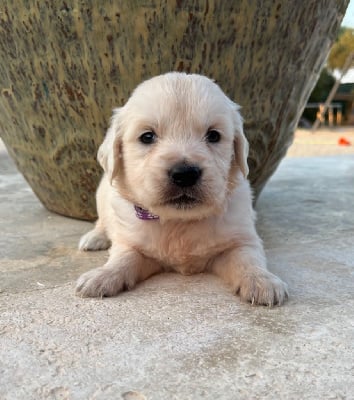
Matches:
[[205, 129, 221, 143], [139, 131, 157, 145]]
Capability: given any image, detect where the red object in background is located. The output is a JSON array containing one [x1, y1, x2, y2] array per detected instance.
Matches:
[[338, 137, 351, 146]]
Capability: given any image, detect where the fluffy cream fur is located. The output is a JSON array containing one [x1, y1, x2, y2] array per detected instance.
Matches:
[[76, 72, 288, 306]]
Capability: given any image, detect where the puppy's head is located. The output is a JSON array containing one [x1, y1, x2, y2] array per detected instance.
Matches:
[[98, 72, 249, 220]]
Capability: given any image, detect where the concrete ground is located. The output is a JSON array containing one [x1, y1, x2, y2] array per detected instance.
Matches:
[[1, 130, 354, 400]]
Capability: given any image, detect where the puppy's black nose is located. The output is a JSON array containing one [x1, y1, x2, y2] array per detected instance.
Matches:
[[168, 163, 202, 187]]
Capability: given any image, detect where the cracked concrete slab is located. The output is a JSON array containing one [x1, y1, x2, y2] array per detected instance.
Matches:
[[0, 140, 353, 399]]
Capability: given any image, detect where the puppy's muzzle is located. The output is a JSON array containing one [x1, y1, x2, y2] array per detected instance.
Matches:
[[168, 163, 202, 188]]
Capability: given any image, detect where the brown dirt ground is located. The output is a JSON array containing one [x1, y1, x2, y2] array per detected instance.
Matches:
[[287, 127, 354, 157]]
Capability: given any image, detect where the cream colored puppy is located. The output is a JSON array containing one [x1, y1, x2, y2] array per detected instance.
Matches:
[[76, 72, 288, 306]]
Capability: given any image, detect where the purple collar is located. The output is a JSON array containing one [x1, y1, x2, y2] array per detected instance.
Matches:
[[134, 205, 159, 220]]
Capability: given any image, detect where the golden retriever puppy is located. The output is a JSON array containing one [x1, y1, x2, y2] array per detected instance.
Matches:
[[76, 72, 288, 306]]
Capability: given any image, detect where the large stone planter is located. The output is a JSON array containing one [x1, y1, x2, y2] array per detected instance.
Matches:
[[0, 1, 348, 220]]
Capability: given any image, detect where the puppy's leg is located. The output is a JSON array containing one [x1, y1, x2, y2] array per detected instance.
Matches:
[[210, 246, 288, 306], [78, 221, 111, 251], [76, 244, 162, 297]]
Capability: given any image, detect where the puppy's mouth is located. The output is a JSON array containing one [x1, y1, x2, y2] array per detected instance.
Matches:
[[165, 194, 201, 209]]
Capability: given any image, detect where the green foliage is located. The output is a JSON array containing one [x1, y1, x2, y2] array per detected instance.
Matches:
[[309, 68, 336, 102], [327, 28, 354, 71], [302, 28, 354, 124]]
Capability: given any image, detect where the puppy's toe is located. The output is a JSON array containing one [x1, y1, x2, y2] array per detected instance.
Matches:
[[237, 270, 288, 306], [76, 267, 135, 298], [78, 229, 111, 251]]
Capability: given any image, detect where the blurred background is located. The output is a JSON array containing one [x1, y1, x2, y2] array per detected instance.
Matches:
[[289, 0, 354, 157]]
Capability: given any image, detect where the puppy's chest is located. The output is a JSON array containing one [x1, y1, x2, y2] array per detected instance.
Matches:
[[137, 222, 232, 275]]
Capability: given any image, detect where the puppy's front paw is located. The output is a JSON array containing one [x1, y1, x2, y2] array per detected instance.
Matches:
[[78, 229, 111, 251], [236, 269, 288, 306], [76, 266, 136, 298]]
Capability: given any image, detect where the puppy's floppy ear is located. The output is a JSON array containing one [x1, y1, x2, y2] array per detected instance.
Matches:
[[97, 108, 122, 182], [232, 104, 249, 178]]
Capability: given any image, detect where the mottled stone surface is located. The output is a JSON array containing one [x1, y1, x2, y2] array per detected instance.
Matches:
[[1, 141, 354, 399], [0, 0, 349, 219]]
